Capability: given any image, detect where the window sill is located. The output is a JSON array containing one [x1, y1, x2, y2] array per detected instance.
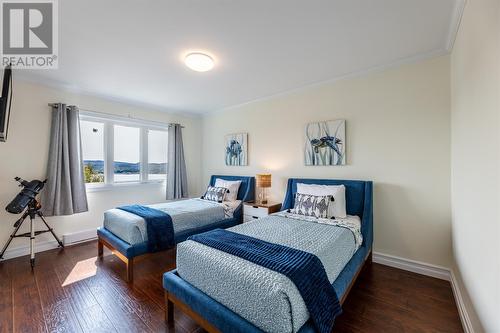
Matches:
[[86, 180, 165, 193]]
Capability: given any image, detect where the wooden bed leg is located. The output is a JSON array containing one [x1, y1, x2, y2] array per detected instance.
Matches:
[[165, 292, 174, 325], [126, 257, 134, 283], [97, 238, 104, 259]]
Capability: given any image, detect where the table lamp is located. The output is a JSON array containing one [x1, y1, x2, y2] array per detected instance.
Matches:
[[256, 174, 271, 204]]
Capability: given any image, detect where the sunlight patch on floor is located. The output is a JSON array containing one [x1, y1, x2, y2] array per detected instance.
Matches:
[[62, 257, 98, 286]]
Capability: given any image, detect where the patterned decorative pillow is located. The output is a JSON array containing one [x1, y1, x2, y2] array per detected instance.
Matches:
[[202, 186, 229, 203], [291, 193, 332, 218]]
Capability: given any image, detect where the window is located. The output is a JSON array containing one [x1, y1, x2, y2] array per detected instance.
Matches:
[[114, 125, 140, 182], [81, 120, 104, 184], [148, 129, 168, 180], [79, 112, 168, 188]]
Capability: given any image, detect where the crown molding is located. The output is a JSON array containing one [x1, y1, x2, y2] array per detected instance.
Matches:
[[13, 73, 202, 119], [446, 0, 467, 51], [208, 48, 449, 115]]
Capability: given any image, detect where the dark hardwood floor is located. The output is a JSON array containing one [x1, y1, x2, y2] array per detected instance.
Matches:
[[0, 241, 463, 333]]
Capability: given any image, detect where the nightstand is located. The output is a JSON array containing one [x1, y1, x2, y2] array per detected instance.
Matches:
[[243, 202, 282, 222]]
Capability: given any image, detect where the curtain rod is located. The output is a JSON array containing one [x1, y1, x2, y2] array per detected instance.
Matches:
[[47, 103, 185, 128]]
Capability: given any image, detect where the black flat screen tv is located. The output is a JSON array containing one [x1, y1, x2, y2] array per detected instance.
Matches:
[[0, 65, 12, 142]]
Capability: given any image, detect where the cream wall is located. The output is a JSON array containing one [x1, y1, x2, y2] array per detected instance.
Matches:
[[202, 56, 452, 267], [450, 0, 500, 331], [0, 81, 202, 254]]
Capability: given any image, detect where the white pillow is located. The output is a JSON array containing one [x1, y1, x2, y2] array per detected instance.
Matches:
[[214, 179, 242, 202], [296, 183, 347, 218]]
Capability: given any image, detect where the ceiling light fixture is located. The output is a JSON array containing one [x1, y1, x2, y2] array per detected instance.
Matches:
[[184, 52, 215, 72]]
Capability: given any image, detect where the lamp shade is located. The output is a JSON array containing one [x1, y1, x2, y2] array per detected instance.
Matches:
[[256, 174, 271, 188]]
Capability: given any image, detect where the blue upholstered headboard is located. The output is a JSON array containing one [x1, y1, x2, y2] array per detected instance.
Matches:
[[282, 178, 373, 249], [208, 175, 255, 202]]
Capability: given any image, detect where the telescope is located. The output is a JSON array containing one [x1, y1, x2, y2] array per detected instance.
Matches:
[[1, 177, 64, 268], [6, 177, 46, 214]]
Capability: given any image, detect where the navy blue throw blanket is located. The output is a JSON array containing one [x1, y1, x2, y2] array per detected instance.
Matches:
[[117, 205, 174, 252], [189, 229, 342, 333]]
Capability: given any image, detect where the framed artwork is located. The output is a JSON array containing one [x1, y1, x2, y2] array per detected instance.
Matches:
[[305, 120, 345, 166], [225, 133, 248, 166]]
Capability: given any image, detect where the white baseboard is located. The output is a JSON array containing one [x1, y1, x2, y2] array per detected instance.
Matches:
[[373, 251, 474, 333], [450, 271, 474, 333], [0, 239, 61, 260], [0, 228, 97, 260], [0, 234, 474, 333], [63, 228, 98, 245], [373, 251, 451, 281]]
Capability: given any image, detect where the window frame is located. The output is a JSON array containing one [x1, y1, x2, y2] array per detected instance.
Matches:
[[79, 111, 168, 191]]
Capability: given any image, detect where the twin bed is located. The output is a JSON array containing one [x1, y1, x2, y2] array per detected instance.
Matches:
[[97, 175, 255, 282], [98, 176, 373, 333], [164, 178, 373, 333]]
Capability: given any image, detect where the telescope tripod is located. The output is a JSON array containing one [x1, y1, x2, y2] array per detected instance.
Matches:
[[0, 200, 64, 268]]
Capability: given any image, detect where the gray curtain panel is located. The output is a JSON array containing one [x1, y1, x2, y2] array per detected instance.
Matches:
[[166, 124, 188, 199], [42, 104, 88, 216]]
